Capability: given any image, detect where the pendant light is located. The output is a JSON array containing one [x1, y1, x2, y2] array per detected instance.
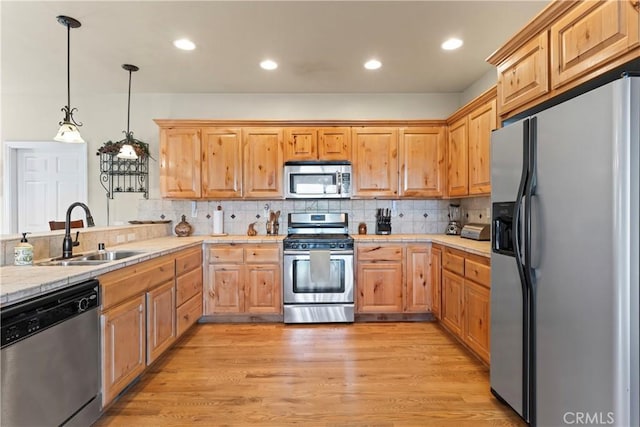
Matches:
[[54, 15, 84, 143], [117, 64, 139, 160]]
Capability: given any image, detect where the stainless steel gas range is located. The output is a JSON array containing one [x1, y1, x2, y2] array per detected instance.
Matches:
[[283, 213, 354, 323]]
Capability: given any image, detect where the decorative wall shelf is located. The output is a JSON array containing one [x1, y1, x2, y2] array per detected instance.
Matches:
[[99, 154, 149, 199]]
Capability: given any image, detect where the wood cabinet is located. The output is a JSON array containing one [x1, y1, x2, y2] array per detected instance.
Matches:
[[101, 294, 146, 408], [205, 244, 281, 316], [175, 247, 203, 338], [99, 254, 176, 407], [468, 99, 496, 195], [399, 126, 446, 198], [439, 246, 491, 364], [284, 127, 351, 161], [201, 127, 242, 198], [496, 31, 549, 116], [488, 0, 640, 120], [243, 128, 284, 199], [441, 269, 464, 337], [551, 0, 639, 90], [447, 118, 468, 197], [430, 244, 442, 320], [352, 127, 399, 198], [146, 280, 176, 364], [446, 88, 497, 197], [356, 243, 431, 314], [160, 127, 201, 198], [405, 245, 431, 312]]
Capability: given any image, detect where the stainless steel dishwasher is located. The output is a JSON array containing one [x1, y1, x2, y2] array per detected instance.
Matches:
[[1, 279, 101, 427]]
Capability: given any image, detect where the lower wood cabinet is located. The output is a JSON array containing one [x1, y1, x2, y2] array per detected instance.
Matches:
[[100, 294, 146, 408], [441, 269, 464, 337], [99, 246, 204, 408], [175, 247, 203, 338], [439, 246, 491, 364], [205, 244, 281, 316], [430, 244, 442, 320], [146, 280, 176, 365], [356, 243, 431, 314]]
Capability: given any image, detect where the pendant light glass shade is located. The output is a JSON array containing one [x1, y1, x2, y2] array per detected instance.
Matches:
[[117, 144, 138, 159], [54, 122, 85, 143], [54, 16, 84, 143]]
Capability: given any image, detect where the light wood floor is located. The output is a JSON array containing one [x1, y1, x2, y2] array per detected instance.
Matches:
[[95, 322, 525, 426]]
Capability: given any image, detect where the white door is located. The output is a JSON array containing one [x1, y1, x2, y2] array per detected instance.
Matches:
[[4, 142, 87, 233]]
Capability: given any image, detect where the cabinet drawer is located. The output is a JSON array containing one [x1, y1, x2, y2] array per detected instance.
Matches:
[[245, 246, 280, 263], [176, 247, 202, 275], [177, 293, 202, 337], [442, 249, 465, 276], [101, 256, 175, 310], [357, 245, 403, 261], [176, 266, 203, 306], [465, 258, 490, 288], [208, 246, 244, 263]]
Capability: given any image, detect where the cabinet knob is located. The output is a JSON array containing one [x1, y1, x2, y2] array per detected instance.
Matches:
[[208, 290, 215, 298]]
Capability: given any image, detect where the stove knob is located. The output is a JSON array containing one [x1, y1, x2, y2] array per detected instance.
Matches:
[[330, 243, 337, 249], [301, 244, 308, 249], [77, 297, 89, 312], [339, 243, 345, 249]]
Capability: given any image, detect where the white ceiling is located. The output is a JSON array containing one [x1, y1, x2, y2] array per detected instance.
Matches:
[[2, 1, 548, 95]]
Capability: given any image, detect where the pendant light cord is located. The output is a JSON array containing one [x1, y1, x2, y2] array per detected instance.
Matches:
[[66, 22, 71, 113], [67, 24, 71, 114], [127, 69, 132, 135]]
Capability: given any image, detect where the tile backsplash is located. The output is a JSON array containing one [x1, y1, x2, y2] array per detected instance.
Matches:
[[137, 197, 491, 237]]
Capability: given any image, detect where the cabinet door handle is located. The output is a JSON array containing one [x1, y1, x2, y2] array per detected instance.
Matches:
[[208, 290, 215, 298]]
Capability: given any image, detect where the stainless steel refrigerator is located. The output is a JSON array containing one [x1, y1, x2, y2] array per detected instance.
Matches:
[[490, 74, 639, 427]]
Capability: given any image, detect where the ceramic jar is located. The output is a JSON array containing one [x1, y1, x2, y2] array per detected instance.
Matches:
[[174, 214, 193, 237]]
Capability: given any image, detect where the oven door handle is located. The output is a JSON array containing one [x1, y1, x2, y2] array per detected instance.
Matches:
[[284, 250, 354, 256]]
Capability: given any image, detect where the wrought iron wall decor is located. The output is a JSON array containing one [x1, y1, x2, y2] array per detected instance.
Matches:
[[99, 154, 149, 199]]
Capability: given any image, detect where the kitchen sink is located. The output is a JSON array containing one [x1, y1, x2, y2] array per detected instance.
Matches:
[[80, 250, 144, 261], [36, 250, 146, 266]]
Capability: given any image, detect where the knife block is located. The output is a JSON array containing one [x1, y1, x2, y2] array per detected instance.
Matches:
[[375, 222, 391, 235]]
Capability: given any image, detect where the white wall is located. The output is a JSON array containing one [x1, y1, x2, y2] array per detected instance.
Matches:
[[460, 68, 497, 105], [1, 92, 460, 227]]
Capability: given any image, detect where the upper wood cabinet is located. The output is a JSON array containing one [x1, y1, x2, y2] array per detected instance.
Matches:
[[447, 117, 469, 197], [399, 126, 446, 198], [284, 127, 351, 161], [160, 127, 201, 198], [488, 0, 640, 120], [496, 31, 549, 116], [201, 128, 242, 198], [243, 128, 284, 199], [550, 0, 640, 89], [468, 98, 496, 195], [352, 127, 399, 198], [446, 88, 496, 197]]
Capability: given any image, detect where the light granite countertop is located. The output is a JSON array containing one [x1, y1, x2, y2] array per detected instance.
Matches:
[[0, 233, 488, 308]]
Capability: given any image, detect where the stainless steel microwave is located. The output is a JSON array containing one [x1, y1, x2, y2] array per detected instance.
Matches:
[[284, 161, 352, 199]]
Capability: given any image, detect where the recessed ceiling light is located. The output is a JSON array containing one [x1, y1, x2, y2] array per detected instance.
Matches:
[[364, 59, 382, 70], [441, 38, 463, 51], [260, 59, 278, 70], [173, 38, 196, 51]]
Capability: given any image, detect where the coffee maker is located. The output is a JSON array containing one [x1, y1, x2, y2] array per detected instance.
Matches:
[[445, 204, 462, 235]]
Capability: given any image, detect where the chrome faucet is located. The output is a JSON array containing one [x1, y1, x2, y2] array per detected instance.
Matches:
[[62, 202, 95, 259]]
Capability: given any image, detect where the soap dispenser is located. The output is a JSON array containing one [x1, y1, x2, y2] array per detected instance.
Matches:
[[14, 233, 33, 266]]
